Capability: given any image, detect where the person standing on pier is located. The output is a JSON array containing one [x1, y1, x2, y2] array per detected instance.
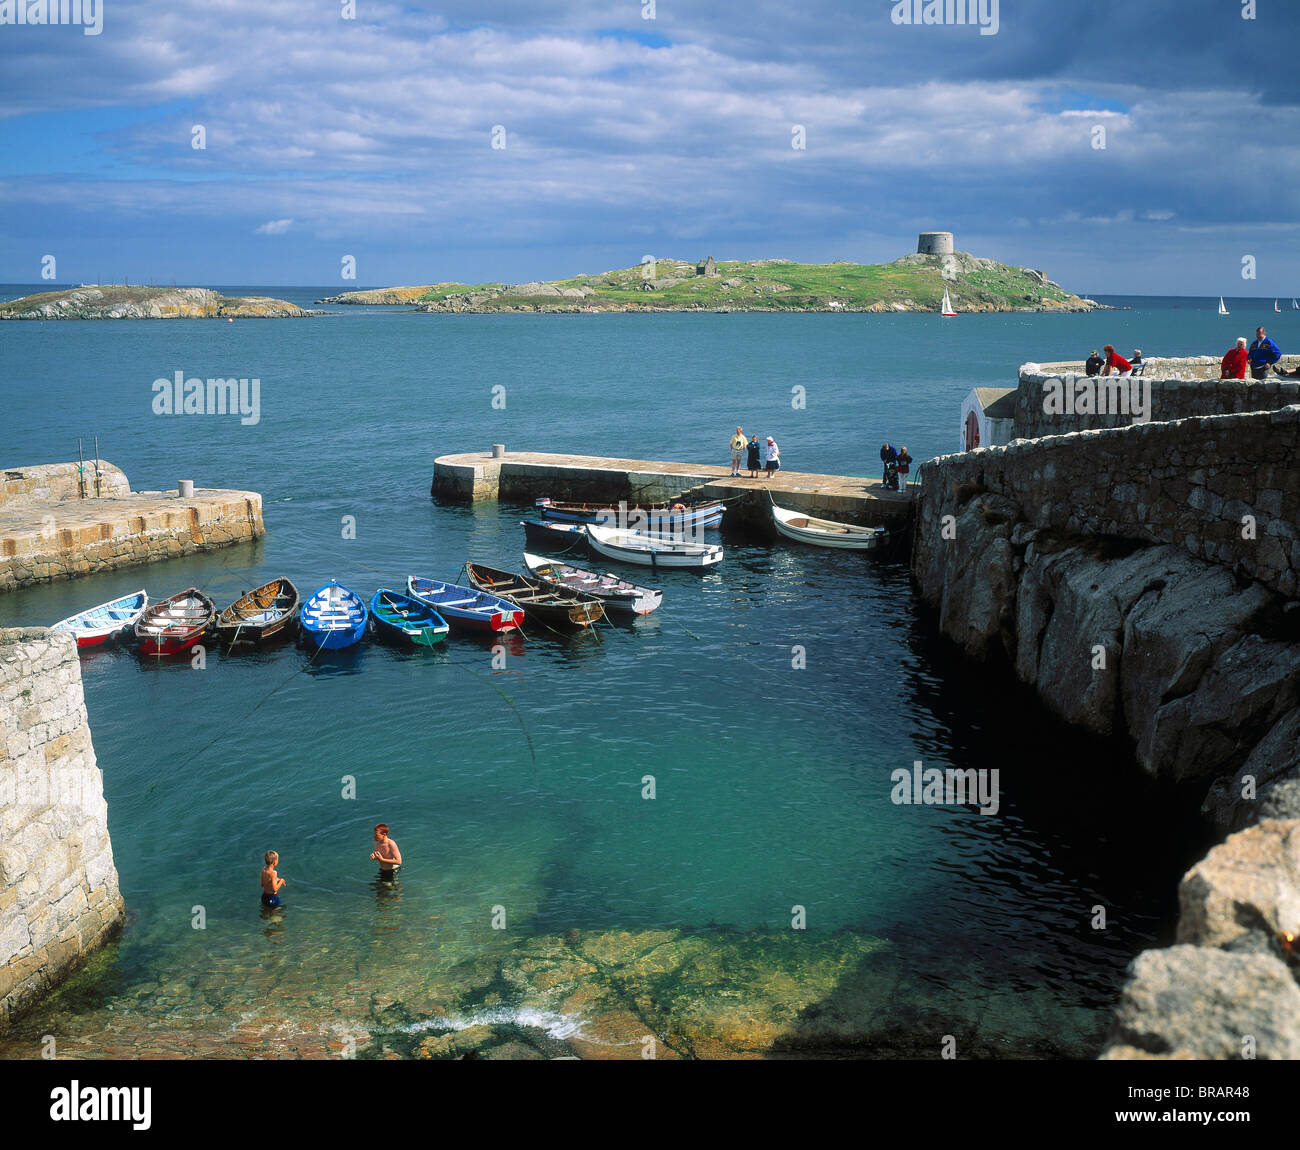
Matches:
[[729, 427, 746, 477], [764, 436, 781, 477], [746, 434, 761, 478], [880, 443, 897, 488], [895, 446, 913, 493]]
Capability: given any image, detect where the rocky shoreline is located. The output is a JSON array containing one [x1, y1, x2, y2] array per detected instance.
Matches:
[[0, 286, 319, 320]]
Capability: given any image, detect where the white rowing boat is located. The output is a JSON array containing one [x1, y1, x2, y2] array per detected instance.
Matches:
[[771, 502, 887, 550], [585, 523, 723, 569]]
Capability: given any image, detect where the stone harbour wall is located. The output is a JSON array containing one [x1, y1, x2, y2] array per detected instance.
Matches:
[[0, 489, 266, 593], [0, 628, 123, 1029], [921, 404, 1300, 599], [1, 462, 131, 508], [1013, 365, 1300, 440], [912, 406, 1300, 1059]]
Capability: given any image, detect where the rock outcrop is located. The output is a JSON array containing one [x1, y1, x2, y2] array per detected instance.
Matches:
[[0, 286, 318, 320]]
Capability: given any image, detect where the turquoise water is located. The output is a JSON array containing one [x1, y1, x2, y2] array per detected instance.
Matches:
[[0, 292, 1270, 1056]]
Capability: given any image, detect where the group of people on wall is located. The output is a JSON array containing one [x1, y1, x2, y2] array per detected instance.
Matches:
[[1220, 327, 1297, 379], [1083, 327, 1297, 380], [729, 427, 781, 478]]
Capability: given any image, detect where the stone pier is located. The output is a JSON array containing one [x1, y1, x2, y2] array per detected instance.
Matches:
[[0, 628, 123, 1029], [432, 449, 914, 534], [0, 461, 265, 593]]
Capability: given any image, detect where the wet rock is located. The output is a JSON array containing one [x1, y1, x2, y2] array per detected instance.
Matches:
[[1204, 710, 1300, 832], [1102, 945, 1300, 1060], [1177, 819, 1300, 955]]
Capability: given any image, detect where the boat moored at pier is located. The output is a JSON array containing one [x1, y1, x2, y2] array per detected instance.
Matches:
[[216, 577, 300, 644], [771, 503, 888, 550], [300, 581, 368, 649], [135, 588, 216, 655], [585, 523, 723, 569], [52, 590, 149, 648]]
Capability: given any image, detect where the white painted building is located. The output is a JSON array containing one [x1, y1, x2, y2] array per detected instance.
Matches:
[[960, 387, 1017, 451]]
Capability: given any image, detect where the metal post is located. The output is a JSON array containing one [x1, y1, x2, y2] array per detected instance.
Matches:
[[93, 436, 101, 497], [77, 438, 86, 499]]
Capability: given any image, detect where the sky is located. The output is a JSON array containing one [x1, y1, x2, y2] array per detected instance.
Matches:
[[0, 0, 1297, 294]]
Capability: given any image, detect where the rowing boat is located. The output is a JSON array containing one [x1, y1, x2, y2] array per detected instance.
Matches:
[[535, 497, 724, 530], [407, 576, 524, 633], [465, 561, 605, 627], [585, 523, 723, 569], [369, 588, 449, 647], [300, 581, 368, 649], [520, 519, 588, 551], [216, 577, 299, 644], [51, 589, 148, 648], [135, 587, 216, 655], [771, 502, 887, 550], [522, 553, 662, 615]]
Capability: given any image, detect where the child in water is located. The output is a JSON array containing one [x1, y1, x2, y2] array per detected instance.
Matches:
[[260, 850, 286, 907], [370, 823, 402, 883]]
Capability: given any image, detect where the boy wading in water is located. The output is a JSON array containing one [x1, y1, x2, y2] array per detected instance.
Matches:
[[370, 823, 402, 883], [261, 851, 286, 907]]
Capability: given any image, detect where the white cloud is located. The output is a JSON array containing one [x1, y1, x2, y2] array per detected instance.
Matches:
[[255, 218, 294, 235]]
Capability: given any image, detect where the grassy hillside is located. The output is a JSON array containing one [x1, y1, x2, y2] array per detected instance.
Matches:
[[320, 252, 1096, 313]]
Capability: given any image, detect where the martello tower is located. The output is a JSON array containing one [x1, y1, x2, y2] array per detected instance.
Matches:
[[917, 232, 954, 256]]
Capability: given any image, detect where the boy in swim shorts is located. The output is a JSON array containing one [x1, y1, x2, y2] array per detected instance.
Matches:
[[261, 850, 286, 907], [370, 823, 402, 883]]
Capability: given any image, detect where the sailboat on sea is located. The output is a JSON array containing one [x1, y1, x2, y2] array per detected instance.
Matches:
[[1275, 300, 1282, 313], [1218, 296, 1230, 315], [1292, 298, 1299, 310], [940, 288, 957, 317]]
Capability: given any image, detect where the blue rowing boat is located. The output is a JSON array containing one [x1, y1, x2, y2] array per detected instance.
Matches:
[[407, 576, 524, 633], [369, 588, 449, 647], [300, 581, 368, 649]]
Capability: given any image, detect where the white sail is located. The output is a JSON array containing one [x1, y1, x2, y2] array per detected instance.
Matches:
[[1218, 296, 1230, 315], [940, 289, 956, 316], [1292, 298, 1299, 310], [1275, 300, 1282, 313]]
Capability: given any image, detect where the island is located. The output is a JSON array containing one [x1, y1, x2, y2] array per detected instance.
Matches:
[[0, 285, 319, 320], [318, 234, 1102, 314]]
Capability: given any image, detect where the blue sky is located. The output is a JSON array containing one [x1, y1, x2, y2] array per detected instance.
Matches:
[[0, 0, 1297, 293]]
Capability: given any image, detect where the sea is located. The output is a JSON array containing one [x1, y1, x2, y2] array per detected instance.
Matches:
[[0, 288, 1288, 1059]]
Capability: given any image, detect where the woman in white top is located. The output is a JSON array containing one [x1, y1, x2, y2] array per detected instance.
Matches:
[[763, 437, 780, 477]]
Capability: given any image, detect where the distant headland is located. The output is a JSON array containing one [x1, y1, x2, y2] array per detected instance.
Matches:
[[318, 234, 1104, 315], [0, 285, 318, 320]]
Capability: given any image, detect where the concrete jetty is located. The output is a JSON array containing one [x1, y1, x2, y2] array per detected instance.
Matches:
[[0, 461, 264, 593], [432, 449, 913, 534]]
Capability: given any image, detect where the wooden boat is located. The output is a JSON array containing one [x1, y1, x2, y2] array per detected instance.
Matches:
[[369, 589, 449, 647], [585, 523, 723, 569], [520, 519, 588, 550], [52, 589, 148, 648], [135, 587, 215, 655], [216, 577, 299, 644], [523, 553, 662, 616], [407, 576, 524, 633], [465, 561, 604, 627], [771, 502, 887, 550], [299, 581, 368, 650], [535, 497, 724, 531]]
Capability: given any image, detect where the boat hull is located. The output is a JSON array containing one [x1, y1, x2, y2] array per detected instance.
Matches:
[[407, 577, 524, 633], [522, 553, 662, 615], [216, 578, 300, 644], [52, 589, 149, 648], [536, 498, 724, 531], [521, 519, 588, 551], [300, 582, 368, 649], [585, 525, 723, 569], [369, 589, 449, 647], [134, 588, 216, 655], [465, 562, 604, 628], [771, 504, 886, 550]]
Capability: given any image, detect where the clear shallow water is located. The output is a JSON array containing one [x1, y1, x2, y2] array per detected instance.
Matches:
[[0, 292, 1248, 1057]]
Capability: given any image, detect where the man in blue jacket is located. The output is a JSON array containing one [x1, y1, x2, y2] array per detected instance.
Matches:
[[1248, 327, 1281, 379]]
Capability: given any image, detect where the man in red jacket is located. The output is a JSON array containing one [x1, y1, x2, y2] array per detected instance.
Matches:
[[1221, 338, 1249, 379], [1102, 345, 1132, 376]]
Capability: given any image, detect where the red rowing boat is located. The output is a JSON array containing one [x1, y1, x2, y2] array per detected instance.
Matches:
[[135, 587, 216, 655]]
